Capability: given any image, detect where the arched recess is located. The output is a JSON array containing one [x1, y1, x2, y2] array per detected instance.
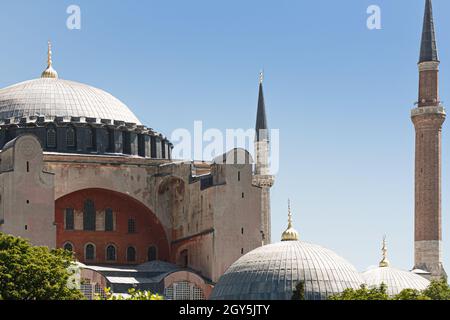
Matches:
[[163, 271, 213, 300], [157, 176, 186, 237], [55, 188, 170, 265]]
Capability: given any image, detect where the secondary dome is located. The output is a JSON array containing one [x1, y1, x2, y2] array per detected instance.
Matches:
[[0, 78, 142, 125], [363, 267, 430, 296], [210, 241, 363, 300], [211, 203, 363, 300], [362, 237, 430, 296]]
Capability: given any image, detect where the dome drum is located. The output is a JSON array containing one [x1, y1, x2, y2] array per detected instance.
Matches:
[[0, 76, 173, 159], [0, 119, 172, 160]]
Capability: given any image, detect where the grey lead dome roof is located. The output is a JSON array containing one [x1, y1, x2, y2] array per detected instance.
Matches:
[[210, 241, 364, 300], [0, 78, 142, 124], [363, 267, 430, 296]]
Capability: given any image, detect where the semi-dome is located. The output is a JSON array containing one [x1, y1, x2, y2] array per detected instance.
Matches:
[[0, 78, 141, 125], [211, 204, 363, 300], [362, 237, 430, 296]]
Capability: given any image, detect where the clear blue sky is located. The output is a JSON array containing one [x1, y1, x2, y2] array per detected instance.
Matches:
[[1, 0, 450, 272]]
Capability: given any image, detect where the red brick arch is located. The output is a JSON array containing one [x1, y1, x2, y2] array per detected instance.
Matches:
[[55, 188, 170, 265]]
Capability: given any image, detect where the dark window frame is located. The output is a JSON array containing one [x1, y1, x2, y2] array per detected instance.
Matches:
[[106, 244, 117, 261], [66, 126, 76, 148], [46, 126, 57, 148], [127, 246, 136, 262], [83, 199, 96, 231], [65, 208, 74, 230], [148, 246, 157, 262], [63, 242, 74, 252], [105, 208, 114, 232], [127, 218, 136, 234], [85, 243, 95, 261]]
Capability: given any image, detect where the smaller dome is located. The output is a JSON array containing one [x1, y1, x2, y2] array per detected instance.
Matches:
[[363, 237, 430, 295], [211, 203, 363, 300], [211, 241, 363, 300], [363, 267, 430, 296]]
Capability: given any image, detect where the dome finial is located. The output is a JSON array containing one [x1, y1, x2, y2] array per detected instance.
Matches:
[[47, 40, 53, 67], [281, 199, 299, 241], [259, 70, 264, 84], [41, 40, 58, 79], [379, 235, 390, 267]]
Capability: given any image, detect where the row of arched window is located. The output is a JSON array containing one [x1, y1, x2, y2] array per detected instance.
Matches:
[[63, 242, 158, 263], [46, 126, 95, 149]]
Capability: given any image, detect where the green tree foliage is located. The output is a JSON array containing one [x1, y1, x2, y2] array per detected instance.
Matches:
[[96, 287, 164, 300], [392, 289, 430, 300], [329, 284, 390, 300], [329, 278, 450, 300], [422, 278, 450, 300], [0, 232, 84, 300], [291, 281, 306, 300]]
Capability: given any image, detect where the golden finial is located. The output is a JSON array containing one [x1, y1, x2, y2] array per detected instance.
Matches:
[[287, 199, 293, 228], [259, 70, 264, 84], [281, 199, 299, 241], [41, 40, 58, 79], [47, 41, 53, 67], [379, 235, 390, 268]]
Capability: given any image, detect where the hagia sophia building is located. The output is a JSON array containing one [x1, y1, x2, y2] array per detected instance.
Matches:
[[0, 0, 447, 300]]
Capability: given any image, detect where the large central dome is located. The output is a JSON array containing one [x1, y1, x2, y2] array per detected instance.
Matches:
[[0, 78, 142, 125]]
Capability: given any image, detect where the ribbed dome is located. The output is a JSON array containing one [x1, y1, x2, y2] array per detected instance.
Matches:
[[211, 241, 363, 300], [0, 78, 141, 124], [363, 267, 430, 296]]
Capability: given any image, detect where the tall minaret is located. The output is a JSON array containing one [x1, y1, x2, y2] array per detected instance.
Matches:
[[253, 71, 275, 245], [411, 0, 446, 280]]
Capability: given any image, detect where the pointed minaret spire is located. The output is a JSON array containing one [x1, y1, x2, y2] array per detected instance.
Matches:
[[379, 235, 390, 268], [255, 70, 268, 142], [419, 0, 439, 63], [41, 40, 58, 79], [253, 70, 274, 245]]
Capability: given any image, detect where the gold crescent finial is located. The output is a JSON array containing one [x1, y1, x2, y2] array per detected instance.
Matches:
[[281, 199, 299, 241], [379, 235, 390, 267], [287, 199, 293, 228], [41, 40, 58, 79], [47, 40, 53, 67]]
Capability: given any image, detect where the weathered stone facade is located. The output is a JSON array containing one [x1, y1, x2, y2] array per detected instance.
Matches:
[[0, 134, 264, 283], [0, 48, 273, 297]]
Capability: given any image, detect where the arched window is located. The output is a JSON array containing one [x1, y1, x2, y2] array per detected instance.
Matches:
[[128, 218, 136, 234], [127, 247, 136, 262], [179, 249, 188, 268], [148, 246, 157, 262], [105, 208, 114, 232], [63, 242, 73, 252], [67, 127, 76, 147], [85, 244, 95, 261], [46, 126, 57, 148], [86, 127, 94, 148], [83, 199, 96, 231], [106, 128, 115, 152], [106, 245, 117, 261]]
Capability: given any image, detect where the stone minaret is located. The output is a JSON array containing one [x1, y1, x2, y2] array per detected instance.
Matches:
[[411, 0, 446, 279], [253, 72, 275, 245]]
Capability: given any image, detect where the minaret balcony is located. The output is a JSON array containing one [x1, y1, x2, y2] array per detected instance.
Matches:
[[411, 105, 446, 117], [252, 175, 275, 188]]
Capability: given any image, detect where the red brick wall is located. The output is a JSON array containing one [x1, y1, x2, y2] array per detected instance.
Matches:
[[55, 188, 170, 265]]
